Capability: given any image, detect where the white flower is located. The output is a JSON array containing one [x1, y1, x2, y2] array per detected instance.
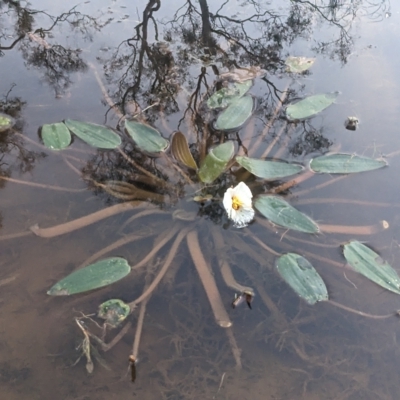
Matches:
[[223, 182, 255, 228]]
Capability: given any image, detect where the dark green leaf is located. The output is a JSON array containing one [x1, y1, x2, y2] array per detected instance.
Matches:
[[98, 299, 130, 328], [310, 153, 387, 174], [171, 131, 197, 169], [215, 95, 254, 131], [198, 142, 234, 183], [276, 253, 328, 305], [41, 122, 71, 150], [207, 80, 252, 109], [254, 195, 319, 233], [236, 156, 303, 179], [343, 241, 400, 295], [286, 92, 338, 121], [124, 120, 169, 153], [47, 257, 131, 295], [64, 119, 121, 149]]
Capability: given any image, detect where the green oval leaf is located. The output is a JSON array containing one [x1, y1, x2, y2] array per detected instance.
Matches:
[[286, 92, 339, 121], [41, 122, 71, 150], [198, 142, 234, 183], [47, 257, 131, 295], [276, 253, 328, 305], [285, 56, 315, 73], [0, 112, 15, 132], [207, 80, 252, 109], [310, 153, 387, 174], [236, 156, 303, 180], [124, 120, 169, 153], [343, 241, 400, 295], [64, 119, 121, 149], [215, 95, 254, 131], [254, 195, 319, 233], [171, 131, 197, 169], [98, 299, 130, 328]]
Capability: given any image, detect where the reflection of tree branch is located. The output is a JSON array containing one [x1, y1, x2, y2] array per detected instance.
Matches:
[[0, 34, 25, 50]]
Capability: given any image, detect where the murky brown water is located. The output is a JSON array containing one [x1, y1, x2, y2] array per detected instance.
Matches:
[[1, 1, 400, 399]]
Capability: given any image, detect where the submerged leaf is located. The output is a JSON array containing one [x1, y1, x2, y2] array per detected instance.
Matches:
[[276, 253, 328, 305], [207, 80, 252, 109], [171, 131, 197, 169], [215, 95, 254, 131], [310, 153, 387, 174], [98, 299, 130, 328], [100, 180, 164, 202], [124, 120, 169, 153], [254, 195, 319, 233], [285, 56, 315, 73], [286, 92, 339, 121], [64, 119, 121, 149], [343, 241, 400, 295], [41, 122, 71, 150], [198, 142, 234, 183], [236, 156, 303, 179], [219, 66, 266, 82], [0, 112, 15, 132], [47, 257, 131, 295]]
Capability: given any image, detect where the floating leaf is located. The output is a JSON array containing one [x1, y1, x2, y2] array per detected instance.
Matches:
[[286, 92, 339, 121], [285, 56, 315, 73], [0, 112, 15, 132], [124, 120, 169, 153], [64, 119, 121, 149], [236, 156, 303, 180], [198, 142, 234, 183], [254, 195, 319, 233], [310, 153, 387, 174], [207, 80, 252, 109], [41, 122, 71, 150], [215, 95, 253, 131], [47, 257, 131, 296], [343, 241, 400, 295], [98, 299, 130, 328], [219, 66, 266, 82], [276, 253, 328, 305], [171, 131, 197, 169]]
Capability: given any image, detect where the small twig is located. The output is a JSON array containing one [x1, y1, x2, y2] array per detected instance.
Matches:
[[327, 300, 395, 320]]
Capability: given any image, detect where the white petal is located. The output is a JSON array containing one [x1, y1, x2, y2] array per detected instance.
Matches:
[[223, 182, 254, 228]]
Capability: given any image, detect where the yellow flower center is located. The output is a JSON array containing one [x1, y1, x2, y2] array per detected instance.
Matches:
[[232, 196, 242, 210]]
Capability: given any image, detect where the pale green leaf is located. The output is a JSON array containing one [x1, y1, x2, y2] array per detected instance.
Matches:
[[207, 80, 252, 109], [236, 156, 303, 179], [0, 112, 15, 132], [98, 299, 130, 328], [286, 92, 339, 121], [198, 142, 234, 183], [64, 119, 121, 149], [285, 56, 315, 73], [310, 153, 387, 174], [124, 120, 169, 153], [276, 253, 328, 305], [343, 241, 400, 295], [215, 95, 254, 131], [41, 122, 71, 150], [254, 195, 319, 233], [47, 257, 131, 295]]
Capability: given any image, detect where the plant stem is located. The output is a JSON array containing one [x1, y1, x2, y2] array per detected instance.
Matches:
[[186, 230, 232, 328]]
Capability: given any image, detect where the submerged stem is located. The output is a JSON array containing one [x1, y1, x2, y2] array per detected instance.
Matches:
[[327, 300, 395, 320], [186, 230, 232, 328], [128, 228, 188, 310], [30, 201, 147, 238]]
